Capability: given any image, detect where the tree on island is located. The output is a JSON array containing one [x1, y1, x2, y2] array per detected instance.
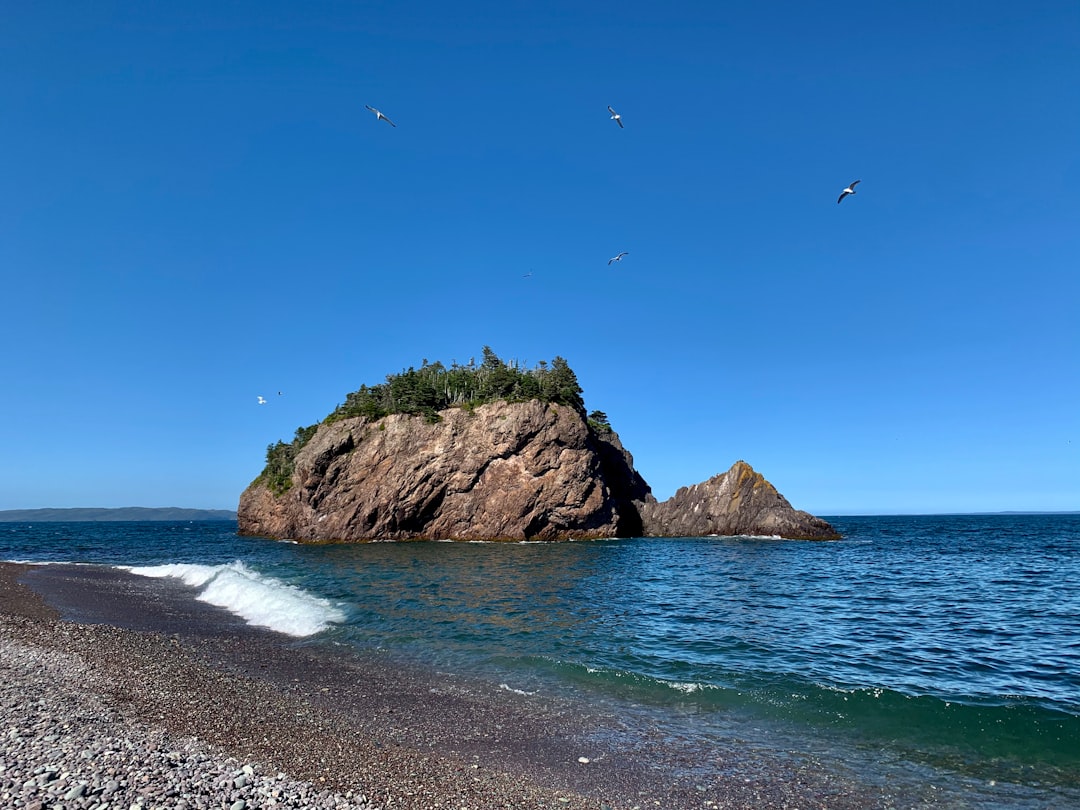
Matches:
[[325, 346, 584, 424], [260, 424, 319, 496], [587, 410, 612, 433], [255, 348, 590, 494]]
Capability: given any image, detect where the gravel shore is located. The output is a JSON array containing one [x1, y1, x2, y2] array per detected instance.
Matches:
[[1, 562, 890, 810]]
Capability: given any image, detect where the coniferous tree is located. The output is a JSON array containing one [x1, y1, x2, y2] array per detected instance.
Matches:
[[265, 349, 599, 488]]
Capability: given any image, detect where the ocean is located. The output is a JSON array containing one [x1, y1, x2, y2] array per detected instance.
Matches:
[[3, 514, 1078, 808]]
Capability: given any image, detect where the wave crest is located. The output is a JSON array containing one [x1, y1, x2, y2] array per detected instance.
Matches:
[[122, 561, 345, 637]]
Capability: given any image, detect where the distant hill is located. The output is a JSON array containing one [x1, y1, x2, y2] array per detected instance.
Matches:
[[0, 507, 237, 522], [994, 510, 1080, 515]]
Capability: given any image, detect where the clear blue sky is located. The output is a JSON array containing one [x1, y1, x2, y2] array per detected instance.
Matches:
[[2, 1, 1077, 515]]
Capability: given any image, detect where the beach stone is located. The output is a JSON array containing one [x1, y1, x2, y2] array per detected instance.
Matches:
[[65, 782, 87, 799], [0, 628, 374, 810]]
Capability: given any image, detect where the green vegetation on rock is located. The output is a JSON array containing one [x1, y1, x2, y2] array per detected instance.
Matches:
[[587, 410, 612, 433], [256, 424, 319, 496], [254, 348, 590, 496], [326, 346, 584, 425]]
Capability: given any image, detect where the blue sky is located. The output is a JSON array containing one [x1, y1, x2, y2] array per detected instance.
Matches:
[[2, 1, 1077, 515]]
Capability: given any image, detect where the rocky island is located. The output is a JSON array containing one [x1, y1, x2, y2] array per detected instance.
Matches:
[[238, 350, 839, 542]]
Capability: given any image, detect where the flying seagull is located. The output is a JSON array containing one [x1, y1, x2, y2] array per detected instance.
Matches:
[[257, 396, 267, 405], [608, 251, 629, 265], [364, 105, 396, 127], [607, 105, 623, 128], [837, 180, 861, 204]]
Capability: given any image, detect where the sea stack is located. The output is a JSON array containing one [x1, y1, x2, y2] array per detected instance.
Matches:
[[238, 407, 839, 542], [237, 350, 839, 542], [238, 401, 648, 542], [638, 460, 841, 540]]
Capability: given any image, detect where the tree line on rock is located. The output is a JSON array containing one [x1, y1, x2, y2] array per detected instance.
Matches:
[[326, 346, 585, 424], [256, 348, 605, 495], [259, 424, 319, 496]]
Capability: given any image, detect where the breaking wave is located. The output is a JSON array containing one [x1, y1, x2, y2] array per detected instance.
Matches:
[[122, 561, 345, 637]]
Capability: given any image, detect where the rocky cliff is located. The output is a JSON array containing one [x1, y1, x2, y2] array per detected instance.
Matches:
[[239, 401, 649, 542], [238, 401, 838, 542], [638, 460, 840, 540]]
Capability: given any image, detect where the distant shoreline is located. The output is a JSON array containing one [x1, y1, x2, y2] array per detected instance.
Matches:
[[0, 507, 237, 522], [824, 511, 1080, 517]]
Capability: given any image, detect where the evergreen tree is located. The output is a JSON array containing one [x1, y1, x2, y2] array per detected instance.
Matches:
[[260, 348, 608, 494], [544, 356, 584, 410], [588, 410, 612, 432]]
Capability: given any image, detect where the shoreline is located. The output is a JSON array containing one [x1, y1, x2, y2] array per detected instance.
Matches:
[[1, 561, 887, 809]]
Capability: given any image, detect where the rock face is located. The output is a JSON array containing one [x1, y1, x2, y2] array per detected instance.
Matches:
[[239, 401, 649, 542], [238, 402, 839, 542], [638, 460, 841, 540]]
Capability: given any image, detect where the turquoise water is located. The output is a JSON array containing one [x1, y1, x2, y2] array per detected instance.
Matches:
[[4, 514, 1078, 806]]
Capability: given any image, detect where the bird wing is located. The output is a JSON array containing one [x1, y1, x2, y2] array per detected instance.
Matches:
[[616, 118, 624, 128], [837, 192, 847, 204], [366, 105, 396, 126], [608, 106, 617, 115], [850, 180, 861, 189]]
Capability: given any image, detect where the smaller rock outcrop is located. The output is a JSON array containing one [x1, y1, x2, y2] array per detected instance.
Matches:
[[638, 461, 840, 540]]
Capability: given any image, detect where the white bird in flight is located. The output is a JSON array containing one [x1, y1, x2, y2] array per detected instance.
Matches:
[[365, 105, 396, 127], [837, 180, 861, 204], [608, 251, 629, 265], [607, 105, 623, 128], [257, 396, 267, 405]]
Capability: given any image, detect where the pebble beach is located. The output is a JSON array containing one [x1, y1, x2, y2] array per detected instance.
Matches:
[[0, 563, 608, 810], [0, 561, 893, 809]]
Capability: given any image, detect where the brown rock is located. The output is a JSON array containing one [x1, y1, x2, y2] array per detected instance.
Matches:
[[238, 403, 839, 543], [238, 401, 645, 542], [637, 460, 840, 540]]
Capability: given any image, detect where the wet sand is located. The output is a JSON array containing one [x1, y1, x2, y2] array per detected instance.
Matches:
[[1, 562, 890, 809]]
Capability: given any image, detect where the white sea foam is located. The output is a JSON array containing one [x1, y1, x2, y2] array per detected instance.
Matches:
[[499, 683, 538, 696], [667, 681, 708, 694], [121, 561, 346, 637]]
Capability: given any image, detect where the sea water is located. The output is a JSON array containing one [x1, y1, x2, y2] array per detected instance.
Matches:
[[3, 514, 1078, 807]]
